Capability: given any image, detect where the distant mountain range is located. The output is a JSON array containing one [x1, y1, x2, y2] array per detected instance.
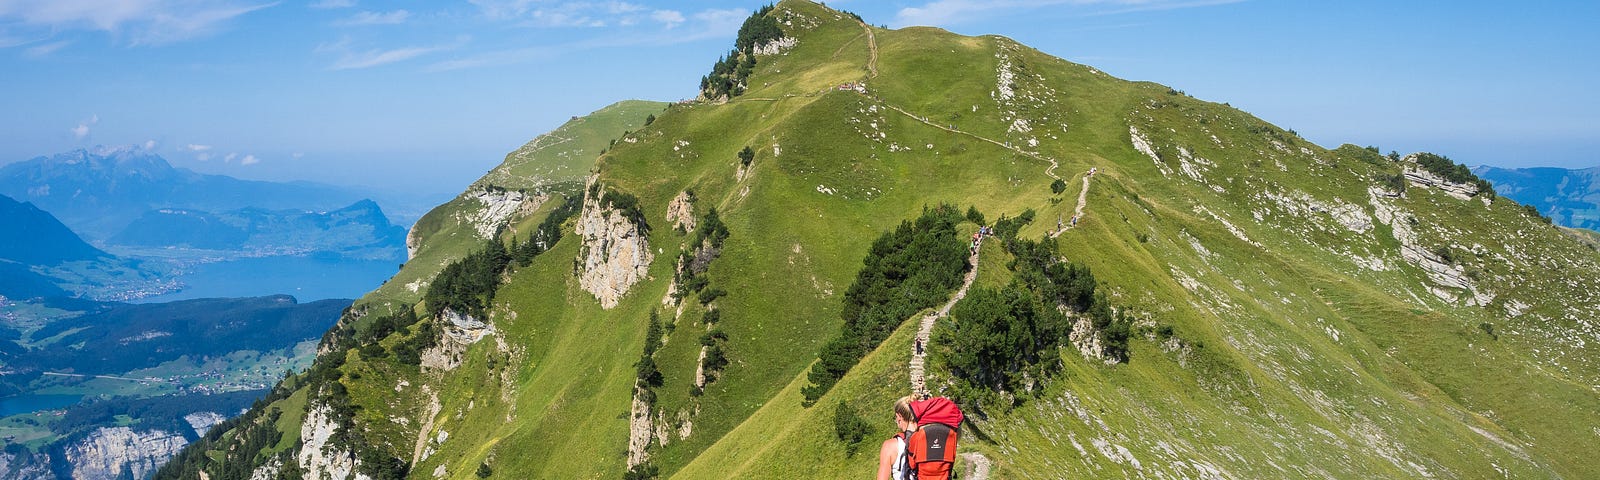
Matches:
[[0, 147, 366, 240], [1475, 165, 1600, 230], [0, 193, 155, 300], [112, 199, 407, 261]]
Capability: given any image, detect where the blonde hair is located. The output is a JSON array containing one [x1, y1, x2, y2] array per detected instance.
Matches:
[[893, 395, 915, 424]]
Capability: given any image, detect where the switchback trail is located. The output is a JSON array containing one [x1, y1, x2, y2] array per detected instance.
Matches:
[[878, 103, 1062, 181], [861, 21, 879, 79], [909, 237, 981, 398], [1050, 172, 1093, 238]]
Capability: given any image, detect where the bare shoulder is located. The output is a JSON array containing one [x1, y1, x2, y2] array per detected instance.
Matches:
[[880, 436, 899, 454]]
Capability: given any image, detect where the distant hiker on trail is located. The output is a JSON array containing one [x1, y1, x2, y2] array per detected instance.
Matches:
[[878, 396, 964, 480]]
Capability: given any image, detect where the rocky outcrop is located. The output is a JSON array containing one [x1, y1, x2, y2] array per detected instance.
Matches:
[[625, 390, 654, 468], [185, 411, 226, 438], [575, 183, 654, 309], [1067, 312, 1115, 365], [467, 188, 544, 240], [753, 36, 797, 56], [0, 449, 51, 479], [63, 427, 188, 480], [666, 191, 695, 233], [1403, 157, 1479, 201], [1369, 187, 1493, 306], [420, 309, 493, 371], [298, 404, 365, 480]]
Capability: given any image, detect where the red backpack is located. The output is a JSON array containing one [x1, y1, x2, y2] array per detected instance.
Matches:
[[896, 397, 963, 480]]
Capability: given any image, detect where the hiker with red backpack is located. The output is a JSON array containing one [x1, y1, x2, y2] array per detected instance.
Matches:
[[877, 396, 964, 480]]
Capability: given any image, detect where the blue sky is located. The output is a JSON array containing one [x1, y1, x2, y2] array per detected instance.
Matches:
[[1, 0, 1596, 195]]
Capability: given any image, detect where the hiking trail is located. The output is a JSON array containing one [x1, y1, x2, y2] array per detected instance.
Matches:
[[861, 21, 879, 79], [1050, 172, 1093, 238], [909, 237, 981, 398], [878, 103, 1062, 182]]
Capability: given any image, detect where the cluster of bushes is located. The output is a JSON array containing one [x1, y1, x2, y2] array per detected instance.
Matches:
[[933, 211, 1129, 402], [427, 194, 583, 319], [1414, 152, 1495, 198], [802, 204, 969, 405], [674, 207, 730, 300], [699, 5, 783, 100]]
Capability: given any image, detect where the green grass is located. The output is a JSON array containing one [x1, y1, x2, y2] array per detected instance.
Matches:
[[170, 1, 1600, 478]]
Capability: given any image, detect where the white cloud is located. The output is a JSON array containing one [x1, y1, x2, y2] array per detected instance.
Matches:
[[426, 7, 745, 72], [143, 139, 158, 150], [224, 152, 238, 162], [185, 143, 212, 151], [309, 0, 355, 8], [469, 0, 653, 28], [22, 39, 67, 57], [196, 152, 212, 161], [650, 9, 683, 29], [70, 114, 97, 139], [893, 0, 1242, 27], [339, 9, 408, 26], [0, 0, 280, 46], [319, 36, 464, 70], [239, 154, 259, 165]]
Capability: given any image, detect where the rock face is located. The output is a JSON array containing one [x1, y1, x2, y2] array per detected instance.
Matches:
[[63, 427, 188, 480], [666, 191, 696, 233], [1369, 187, 1494, 306], [0, 449, 51, 479], [1403, 156, 1479, 201], [1067, 313, 1116, 364], [575, 184, 654, 309], [298, 404, 366, 480], [184, 411, 226, 438], [753, 36, 797, 56], [468, 188, 536, 239], [421, 308, 495, 371]]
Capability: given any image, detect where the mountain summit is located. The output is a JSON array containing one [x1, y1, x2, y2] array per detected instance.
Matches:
[[159, 2, 1600, 479]]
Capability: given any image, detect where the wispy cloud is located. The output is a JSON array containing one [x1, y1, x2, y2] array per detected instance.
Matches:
[[650, 9, 684, 29], [319, 36, 465, 70], [0, 0, 280, 45], [894, 0, 1242, 27], [185, 143, 212, 151], [309, 0, 355, 8], [239, 154, 260, 165], [468, 0, 659, 28], [338, 9, 408, 26], [426, 7, 745, 72], [23, 39, 68, 57]]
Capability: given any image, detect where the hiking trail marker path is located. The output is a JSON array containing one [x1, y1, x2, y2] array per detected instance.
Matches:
[[909, 237, 981, 398], [1050, 172, 1093, 238]]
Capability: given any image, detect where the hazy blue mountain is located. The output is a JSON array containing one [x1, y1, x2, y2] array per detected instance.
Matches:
[[111, 199, 407, 260], [0, 147, 365, 239], [1475, 165, 1600, 229], [0, 194, 107, 266]]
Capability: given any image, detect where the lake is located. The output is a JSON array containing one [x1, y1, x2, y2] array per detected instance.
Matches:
[[0, 394, 83, 417], [132, 255, 399, 303]]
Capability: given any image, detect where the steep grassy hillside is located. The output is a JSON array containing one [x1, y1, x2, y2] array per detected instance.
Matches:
[[160, 2, 1600, 479]]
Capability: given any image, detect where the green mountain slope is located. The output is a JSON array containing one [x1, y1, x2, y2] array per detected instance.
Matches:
[[159, 2, 1600, 479]]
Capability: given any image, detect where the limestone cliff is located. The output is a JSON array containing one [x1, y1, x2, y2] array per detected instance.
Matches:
[[575, 182, 653, 309], [63, 427, 188, 480]]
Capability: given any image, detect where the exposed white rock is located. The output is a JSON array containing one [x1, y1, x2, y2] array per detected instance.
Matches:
[[625, 390, 654, 468], [406, 221, 424, 260], [250, 456, 283, 480], [1129, 126, 1172, 177], [993, 53, 1016, 102], [298, 404, 367, 480], [1403, 160, 1479, 201], [0, 449, 51, 479], [753, 36, 797, 56], [1260, 189, 1373, 234], [468, 188, 541, 240], [576, 181, 654, 309], [421, 309, 494, 371], [1369, 188, 1493, 306], [666, 190, 696, 232], [185, 411, 226, 437], [64, 427, 188, 480]]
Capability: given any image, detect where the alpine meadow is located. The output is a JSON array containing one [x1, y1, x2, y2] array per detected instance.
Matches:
[[155, 2, 1600, 478]]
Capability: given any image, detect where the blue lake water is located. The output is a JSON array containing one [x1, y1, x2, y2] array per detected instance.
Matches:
[[0, 394, 83, 416], [132, 255, 400, 303]]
